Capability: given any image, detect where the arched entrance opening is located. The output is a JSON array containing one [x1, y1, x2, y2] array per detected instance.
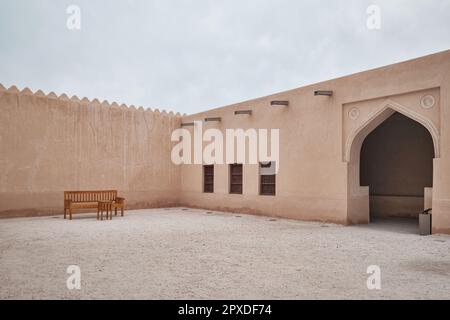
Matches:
[[345, 101, 439, 230], [360, 112, 434, 226]]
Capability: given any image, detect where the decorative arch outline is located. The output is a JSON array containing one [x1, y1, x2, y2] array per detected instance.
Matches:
[[344, 99, 440, 163]]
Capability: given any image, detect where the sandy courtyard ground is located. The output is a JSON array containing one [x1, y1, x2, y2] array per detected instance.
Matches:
[[1, 208, 449, 300]]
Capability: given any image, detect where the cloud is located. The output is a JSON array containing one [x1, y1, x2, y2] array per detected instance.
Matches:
[[0, 0, 449, 114]]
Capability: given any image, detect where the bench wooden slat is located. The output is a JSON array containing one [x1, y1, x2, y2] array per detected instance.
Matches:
[[64, 190, 118, 202]]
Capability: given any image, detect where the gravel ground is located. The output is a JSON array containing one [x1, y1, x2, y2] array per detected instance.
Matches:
[[0, 208, 449, 300]]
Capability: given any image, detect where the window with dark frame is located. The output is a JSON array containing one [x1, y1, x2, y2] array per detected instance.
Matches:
[[229, 164, 243, 194], [203, 165, 214, 193], [260, 162, 276, 196]]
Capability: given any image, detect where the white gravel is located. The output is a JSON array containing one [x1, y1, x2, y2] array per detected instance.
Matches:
[[0, 208, 449, 300]]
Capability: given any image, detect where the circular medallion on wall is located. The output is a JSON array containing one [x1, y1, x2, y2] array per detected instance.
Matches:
[[421, 95, 435, 109], [348, 107, 360, 120]]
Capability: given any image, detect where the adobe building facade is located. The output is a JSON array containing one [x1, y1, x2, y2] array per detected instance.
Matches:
[[0, 91, 182, 216], [1, 50, 449, 234]]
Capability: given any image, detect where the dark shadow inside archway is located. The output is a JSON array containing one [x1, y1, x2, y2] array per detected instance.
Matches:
[[360, 112, 434, 230]]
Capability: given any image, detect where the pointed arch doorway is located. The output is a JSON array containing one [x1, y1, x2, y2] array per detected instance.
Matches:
[[346, 100, 439, 230], [361, 112, 434, 222]]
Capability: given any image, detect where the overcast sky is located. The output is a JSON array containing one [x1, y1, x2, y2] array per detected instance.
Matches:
[[0, 0, 449, 114]]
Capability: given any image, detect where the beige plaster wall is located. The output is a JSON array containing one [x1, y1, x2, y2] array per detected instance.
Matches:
[[0, 87, 181, 218], [179, 50, 450, 233]]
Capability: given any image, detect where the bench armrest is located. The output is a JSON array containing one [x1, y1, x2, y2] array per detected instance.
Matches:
[[116, 197, 125, 203], [64, 199, 72, 208]]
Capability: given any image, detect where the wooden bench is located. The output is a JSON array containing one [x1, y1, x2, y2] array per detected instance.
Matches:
[[64, 190, 125, 220]]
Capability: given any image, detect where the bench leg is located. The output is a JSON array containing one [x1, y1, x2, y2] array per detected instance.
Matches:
[[69, 208, 72, 220], [64, 208, 66, 219], [97, 206, 100, 220], [115, 207, 118, 217], [121, 206, 124, 217]]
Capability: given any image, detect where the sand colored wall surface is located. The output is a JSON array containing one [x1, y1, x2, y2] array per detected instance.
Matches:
[[0, 87, 181, 217], [179, 50, 450, 234]]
